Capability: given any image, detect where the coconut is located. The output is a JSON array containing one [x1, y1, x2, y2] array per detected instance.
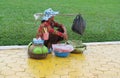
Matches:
[[33, 46, 42, 54], [42, 46, 48, 54]]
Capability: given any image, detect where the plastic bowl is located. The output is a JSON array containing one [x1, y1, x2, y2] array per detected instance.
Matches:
[[54, 51, 70, 57]]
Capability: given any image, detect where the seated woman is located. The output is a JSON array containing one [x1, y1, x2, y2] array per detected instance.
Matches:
[[36, 8, 68, 49]]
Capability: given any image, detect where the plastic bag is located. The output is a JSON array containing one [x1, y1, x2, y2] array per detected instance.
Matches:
[[72, 14, 86, 35], [33, 38, 44, 45], [52, 44, 74, 52], [43, 27, 49, 40]]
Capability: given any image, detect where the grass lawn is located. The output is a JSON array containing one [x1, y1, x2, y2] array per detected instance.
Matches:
[[0, 0, 120, 45]]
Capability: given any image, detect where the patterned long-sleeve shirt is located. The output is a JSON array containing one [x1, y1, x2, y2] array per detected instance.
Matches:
[[36, 20, 64, 38]]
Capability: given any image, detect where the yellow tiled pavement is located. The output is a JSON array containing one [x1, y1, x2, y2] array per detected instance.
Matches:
[[0, 44, 120, 78]]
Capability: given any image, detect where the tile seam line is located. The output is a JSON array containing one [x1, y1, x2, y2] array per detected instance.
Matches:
[[0, 41, 120, 50]]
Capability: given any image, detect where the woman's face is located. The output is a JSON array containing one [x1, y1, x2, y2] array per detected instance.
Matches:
[[49, 16, 54, 21]]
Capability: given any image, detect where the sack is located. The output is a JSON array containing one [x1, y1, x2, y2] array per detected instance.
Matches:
[[72, 14, 86, 35]]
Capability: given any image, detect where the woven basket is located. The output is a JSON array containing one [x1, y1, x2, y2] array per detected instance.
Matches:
[[28, 42, 48, 59], [71, 48, 85, 54], [28, 47, 48, 59]]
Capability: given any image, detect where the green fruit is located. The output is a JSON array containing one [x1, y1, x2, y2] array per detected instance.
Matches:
[[42, 46, 48, 54], [33, 47, 42, 54]]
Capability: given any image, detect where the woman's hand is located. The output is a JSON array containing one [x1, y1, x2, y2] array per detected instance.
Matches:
[[63, 33, 68, 40]]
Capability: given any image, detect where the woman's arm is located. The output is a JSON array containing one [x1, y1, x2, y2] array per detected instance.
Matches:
[[47, 25, 64, 37], [51, 21, 68, 40], [54, 21, 67, 34]]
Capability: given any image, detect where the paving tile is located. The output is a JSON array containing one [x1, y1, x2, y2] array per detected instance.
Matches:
[[46, 75, 60, 78], [5, 75, 21, 78], [1, 70, 15, 76], [0, 63, 6, 67], [11, 67, 25, 72], [60, 75, 69, 78], [16, 72, 30, 77], [0, 75, 5, 78]]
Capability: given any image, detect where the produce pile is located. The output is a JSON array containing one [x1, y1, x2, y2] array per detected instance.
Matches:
[[28, 38, 48, 59], [29, 45, 48, 54], [67, 40, 86, 54]]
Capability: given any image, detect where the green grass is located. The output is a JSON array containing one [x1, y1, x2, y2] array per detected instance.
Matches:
[[0, 0, 120, 45]]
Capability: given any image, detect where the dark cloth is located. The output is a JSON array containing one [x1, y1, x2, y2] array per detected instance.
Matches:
[[44, 27, 64, 48]]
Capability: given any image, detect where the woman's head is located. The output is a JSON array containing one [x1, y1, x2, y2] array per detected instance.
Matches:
[[42, 8, 59, 21]]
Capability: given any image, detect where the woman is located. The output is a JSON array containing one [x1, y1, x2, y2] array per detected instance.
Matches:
[[36, 8, 68, 49]]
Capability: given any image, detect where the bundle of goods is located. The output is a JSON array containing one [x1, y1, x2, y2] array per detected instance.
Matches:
[[28, 38, 48, 59], [67, 40, 86, 54], [52, 44, 74, 57]]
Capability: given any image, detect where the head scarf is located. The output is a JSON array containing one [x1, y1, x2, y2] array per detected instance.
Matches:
[[42, 8, 59, 21]]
